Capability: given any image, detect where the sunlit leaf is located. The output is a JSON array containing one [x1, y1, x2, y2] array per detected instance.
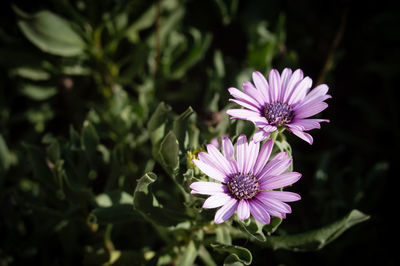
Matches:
[[20, 84, 57, 100]]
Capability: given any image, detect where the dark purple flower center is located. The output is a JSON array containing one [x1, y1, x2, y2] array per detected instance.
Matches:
[[263, 102, 294, 125], [227, 173, 260, 200]]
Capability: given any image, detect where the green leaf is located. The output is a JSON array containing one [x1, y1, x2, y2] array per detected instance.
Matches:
[[0, 135, 11, 173], [216, 226, 232, 245], [211, 244, 252, 266], [147, 102, 172, 131], [17, 10, 85, 56], [20, 84, 57, 100], [265, 209, 370, 251], [24, 143, 58, 191], [81, 121, 99, 163], [198, 245, 218, 266], [172, 106, 194, 150], [133, 172, 188, 226], [158, 131, 179, 175], [90, 204, 142, 224], [11, 67, 50, 80], [177, 240, 198, 266], [263, 217, 282, 235], [237, 218, 266, 242]]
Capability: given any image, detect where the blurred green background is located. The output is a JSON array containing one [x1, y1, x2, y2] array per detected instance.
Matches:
[[0, 0, 397, 265]]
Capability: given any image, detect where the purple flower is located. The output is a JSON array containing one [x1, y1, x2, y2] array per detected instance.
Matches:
[[190, 135, 301, 224], [227, 68, 331, 144]]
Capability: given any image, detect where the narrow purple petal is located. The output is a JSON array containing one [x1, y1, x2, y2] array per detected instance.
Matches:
[[258, 157, 292, 178], [289, 119, 329, 131], [226, 109, 261, 121], [293, 94, 331, 112], [252, 129, 270, 143], [244, 140, 259, 174], [207, 144, 236, 175], [258, 191, 301, 202], [236, 134, 247, 173], [258, 152, 287, 178], [202, 193, 233, 209], [279, 68, 293, 102], [282, 69, 303, 102], [294, 102, 328, 119], [190, 182, 228, 195], [253, 138, 273, 176], [237, 200, 251, 220], [289, 76, 313, 105], [262, 198, 292, 213], [288, 127, 314, 144], [243, 81, 267, 106], [228, 87, 262, 111], [268, 69, 281, 102], [252, 71, 270, 103], [260, 172, 301, 190], [249, 199, 271, 224], [192, 159, 228, 183], [221, 136, 234, 159], [229, 99, 260, 112], [305, 84, 329, 100], [198, 152, 230, 177], [214, 198, 238, 224]]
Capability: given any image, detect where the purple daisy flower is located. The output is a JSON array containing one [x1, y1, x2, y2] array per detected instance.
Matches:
[[226, 68, 331, 144], [190, 135, 301, 224]]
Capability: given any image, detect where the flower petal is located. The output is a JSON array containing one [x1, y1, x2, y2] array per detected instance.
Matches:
[[243, 81, 267, 106], [192, 159, 228, 183], [258, 152, 287, 177], [260, 172, 301, 190], [198, 152, 230, 177], [202, 193, 233, 209], [294, 102, 328, 119], [252, 71, 270, 103], [268, 69, 281, 102], [214, 198, 238, 224], [282, 69, 304, 102], [258, 191, 301, 202], [287, 127, 314, 144], [226, 109, 261, 121], [252, 129, 270, 143], [228, 87, 262, 111], [190, 182, 228, 195], [279, 68, 293, 102], [236, 134, 247, 173], [249, 199, 271, 224], [207, 144, 236, 175], [287, 76, 313, 105], [253, 138, 273, 176], [244, 139, 259, 174], [259, 157, 292, 178], [237, 200, 251, 220]]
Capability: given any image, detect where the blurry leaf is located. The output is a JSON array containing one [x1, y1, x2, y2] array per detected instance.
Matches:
[[0, 135, 11, 173], [47, 139, 60, 163], [177, 240, 198, 266], [211, 244, 252, 265], [198, 245, 218, 266], [125, 4, 157, 43], [172, 106, 194, 150], [17, 9, 85, 56], [24, 143, 58, 191], [81, 121, 99, 164], [265, 209, 370, 251], [235, 120, 256, 140], [11, 67, 50, 80], [148, 102, 172, 131], [215, 0, 239, 25], [133, 172, 188, 226], [166, 28, 212, 79], [158, 131, 179, 175], [216, 226, 232, 245], [90, 204, 142, 224], [20, 84, 57, 100]]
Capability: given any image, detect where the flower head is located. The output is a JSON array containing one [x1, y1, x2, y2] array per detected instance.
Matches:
[[190, 135, 301, 224], [227, 68, 331, 144]]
